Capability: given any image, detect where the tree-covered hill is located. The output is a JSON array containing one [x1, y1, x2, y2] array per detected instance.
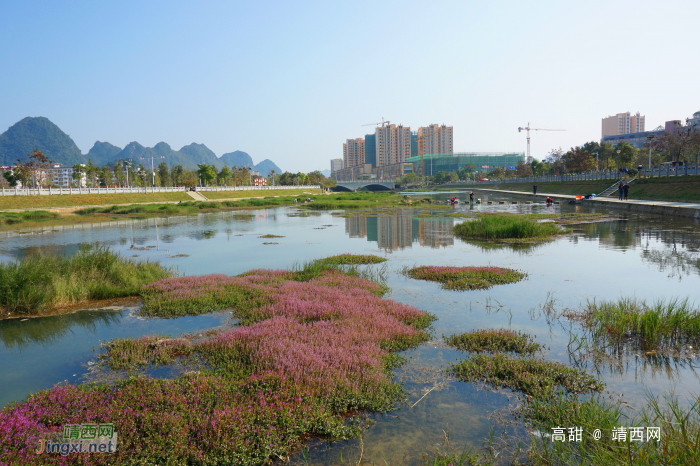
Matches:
[[0, 117, 84, 166]]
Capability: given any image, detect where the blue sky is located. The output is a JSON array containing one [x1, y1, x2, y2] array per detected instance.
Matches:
[[1, 0, 698, 172]]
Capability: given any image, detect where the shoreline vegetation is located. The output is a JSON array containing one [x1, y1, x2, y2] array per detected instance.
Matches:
[[0, 247, 171, 317], [0, 254, 436, 465]]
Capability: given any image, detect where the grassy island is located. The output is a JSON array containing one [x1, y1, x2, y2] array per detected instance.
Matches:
[[406, 265, 525, 290], [453, 214, 565, 242]]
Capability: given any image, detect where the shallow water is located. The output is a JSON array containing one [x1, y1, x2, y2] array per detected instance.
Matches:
[[1, 192, 699, 463]]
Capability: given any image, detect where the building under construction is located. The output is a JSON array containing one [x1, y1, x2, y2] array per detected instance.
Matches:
[[405, 152, 525, 176]]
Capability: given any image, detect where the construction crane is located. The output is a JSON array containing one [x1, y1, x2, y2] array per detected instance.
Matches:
[[518, 123, 565, 163], [361, 117, 390, 127]]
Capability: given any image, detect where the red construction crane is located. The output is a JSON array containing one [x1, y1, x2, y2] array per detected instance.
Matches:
[[518, 123, 565, 163]]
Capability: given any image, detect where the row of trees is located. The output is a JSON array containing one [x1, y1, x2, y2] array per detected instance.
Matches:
[[274, 170, 336, 189]]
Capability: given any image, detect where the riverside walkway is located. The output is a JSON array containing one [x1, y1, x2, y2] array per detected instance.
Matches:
[[471, 188, 700, 219]]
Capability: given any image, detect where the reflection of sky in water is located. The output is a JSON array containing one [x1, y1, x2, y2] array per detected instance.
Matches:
[[1, 194, 700, 463]]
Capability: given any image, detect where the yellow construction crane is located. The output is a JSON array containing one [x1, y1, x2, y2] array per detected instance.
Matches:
[[361, 117, 390, 128], [518, 123, 565, 163]]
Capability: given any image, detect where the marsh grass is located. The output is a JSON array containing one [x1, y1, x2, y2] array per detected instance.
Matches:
[[405, 265, 525, 291], [98, 335, 194, 370], [315, 254, 387, 266], [525, 391, 700, 465], [259, 234, 285, 238], [449, 354, 604, 398], [0, 246, 172, 314], [445, 329, 543, 354], [577, 297, 700, 351], [453, 214, 565, 242]]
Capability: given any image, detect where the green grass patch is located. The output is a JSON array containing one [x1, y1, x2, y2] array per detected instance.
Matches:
[[445, 329, 542, 354], [258, 234, 285, 238], [405, 265, 525, 290], [449, 354, 604, 398], [453, 214, 565, 242], [575, 297, 700, 351], [315, 254, 387, 266], [0, 192, 191, 210], [0, 247, 172, 315], [0, 211, 59, 225]]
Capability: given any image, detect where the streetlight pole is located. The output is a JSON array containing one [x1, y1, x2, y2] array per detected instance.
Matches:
[[595, 151, 599, 172], [647, 134, 655, 176]]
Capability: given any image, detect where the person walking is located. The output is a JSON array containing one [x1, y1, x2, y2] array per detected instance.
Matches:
[[618, 183, 624, 201], [533, 184, 537, 194], [623, 182, 629, 201]]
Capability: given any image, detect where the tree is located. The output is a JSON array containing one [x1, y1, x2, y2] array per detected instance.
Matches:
[[217, 165, 231, 186], [563, 148, 595, 173], [486, 167, 505, 179], [545, 148, 566, 174], [307, 170, 324, 185], [4, 166, 29, 187], [171, 164, 184, 186], [268, 169, 276, 186], [85, 159, 99, 187], [71, 164, 86, 187], [15, 149, 53, 188], [614, 142, 636, 168], [197, 164, 217, 186], [157, 162, 170, 187], [649, 124, 699, 163], [100, 166, 113, 186], [319, 177, 336, 190], [113, 162, 125, 187], [515, 160, 533, 177], [180, 169, 198, 187]]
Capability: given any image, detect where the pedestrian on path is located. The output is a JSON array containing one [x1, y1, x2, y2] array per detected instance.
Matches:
[[623, 183, 629, 201], [533, 184, 537, 194], [618, 183, 624, 200]]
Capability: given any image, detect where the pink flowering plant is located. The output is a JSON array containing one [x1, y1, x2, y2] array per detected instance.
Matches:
[[1, 259, 434, 465], [406, 265, 526, 291]]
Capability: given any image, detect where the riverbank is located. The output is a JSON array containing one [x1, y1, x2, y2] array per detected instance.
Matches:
[[0, 188, 323, 211], [451, 176, 700, 203]]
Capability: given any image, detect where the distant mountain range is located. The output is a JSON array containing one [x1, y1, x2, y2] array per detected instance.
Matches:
[[0, 117, 283, 177]]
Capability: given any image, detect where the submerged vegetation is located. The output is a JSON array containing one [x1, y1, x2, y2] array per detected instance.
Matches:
[[445, 329, 542, 354], [453, 214, 565, 242], [0, 247, 171, 315], [406, 265, 525, 290], [0, 260, 435, 465]]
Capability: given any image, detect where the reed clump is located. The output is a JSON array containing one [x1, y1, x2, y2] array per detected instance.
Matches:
[[445, 329, 542, 354], [578, 297, 700, 350], [315, 253, 387, 266], [0, 247, 172, 315], [453, 214, 564, 242], [0, 211, 59, 225], [406, 265, 525, 290]]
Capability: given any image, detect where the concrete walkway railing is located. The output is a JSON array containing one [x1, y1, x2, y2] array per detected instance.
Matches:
[[1, 185, 321, 196]]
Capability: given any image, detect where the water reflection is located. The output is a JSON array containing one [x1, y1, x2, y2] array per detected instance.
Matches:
[[345, 213, 454, 252], [0, 310, 123, 350]]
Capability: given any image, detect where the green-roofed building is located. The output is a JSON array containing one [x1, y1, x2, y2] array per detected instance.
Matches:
[[406, 152, 525, 176]]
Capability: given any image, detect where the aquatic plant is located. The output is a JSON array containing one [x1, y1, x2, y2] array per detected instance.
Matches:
[[98, 335, 193, 370], [0, 247, 172, 315], [258, 234, 285, 238], [576, 297, 700, 351], [525, 391, 700, 465], [406, 265, 525, 291], [445, 329, 542, 354], [453, 214, 564, 242], [1, 263, 435, 465], [449, 354, 604, 398], [314, 253, 387, 266]]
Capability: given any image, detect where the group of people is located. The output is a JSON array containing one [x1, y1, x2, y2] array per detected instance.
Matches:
[[618, 182, 630, 201]]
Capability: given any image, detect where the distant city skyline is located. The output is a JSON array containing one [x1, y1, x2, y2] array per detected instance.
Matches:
[[1, 0, 698, 171]]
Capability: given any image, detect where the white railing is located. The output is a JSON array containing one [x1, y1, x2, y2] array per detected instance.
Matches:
[[454, 165, 700, 186], [1, 185, 321, 196]]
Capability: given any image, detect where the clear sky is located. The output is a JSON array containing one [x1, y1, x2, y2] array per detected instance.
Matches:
[[1, 0, 698, 172]]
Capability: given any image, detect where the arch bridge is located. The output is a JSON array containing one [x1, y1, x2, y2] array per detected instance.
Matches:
[[334, 180, 396, 192]]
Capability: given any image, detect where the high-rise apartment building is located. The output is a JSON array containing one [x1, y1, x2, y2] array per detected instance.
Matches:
[[417, 124, 454, 156], [376, 124, 411, 167], [602, 112, 645, 138], [330, 158, 343, 174], [364, 134, 376, 167], [342, 138, 365, 168]]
